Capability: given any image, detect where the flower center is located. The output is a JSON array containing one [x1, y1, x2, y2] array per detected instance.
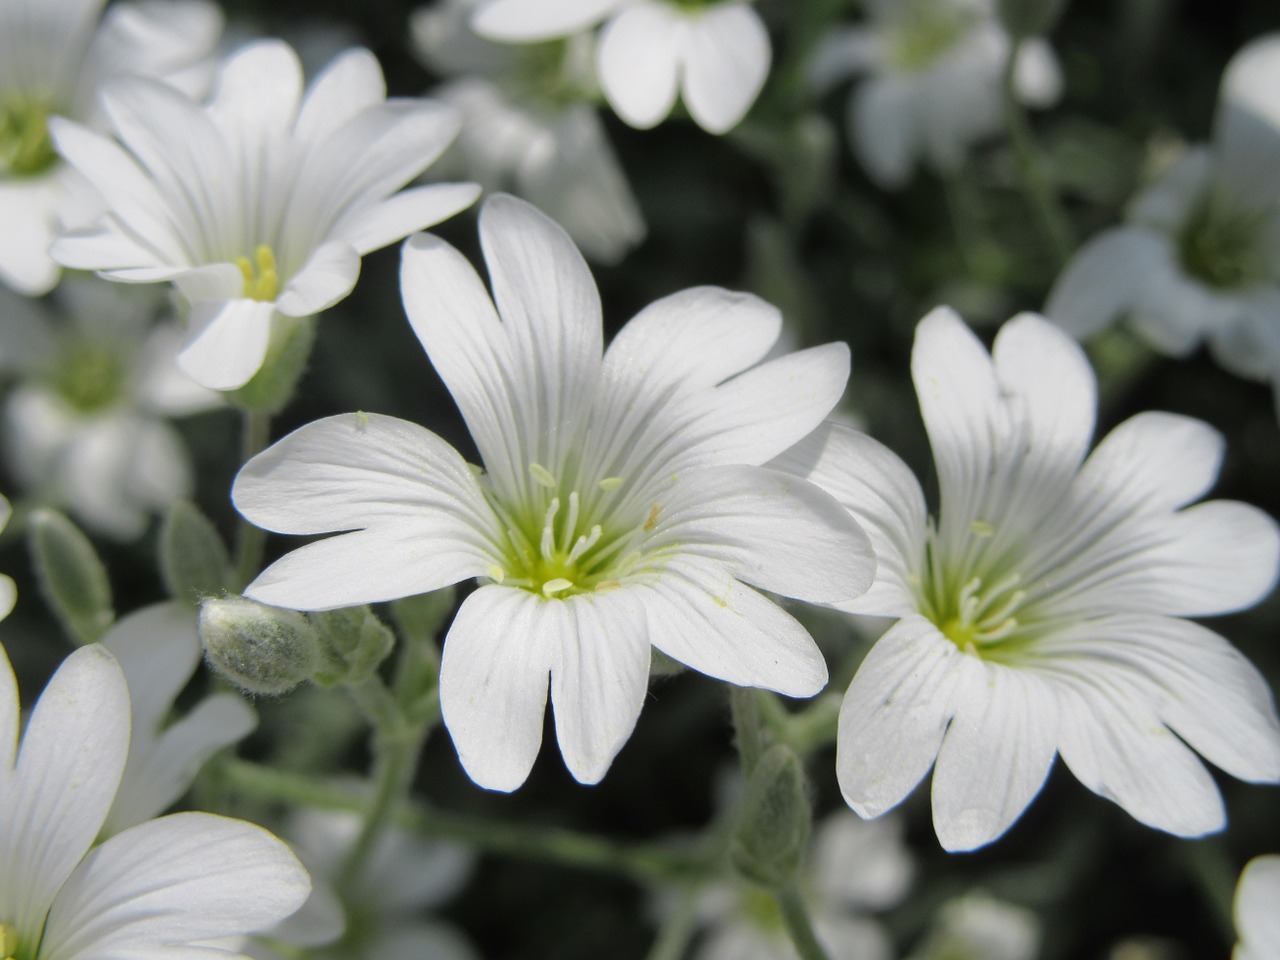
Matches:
[[0, 94, 59, 178], [887, 2, 975, 71], [1, 921, 27, 960], [1177, 191, 1269, 289], [484, 463, 649, 598], [236, 246, 281, 302], [916, 522, 1036, 661], [51, 341, 125, 413]]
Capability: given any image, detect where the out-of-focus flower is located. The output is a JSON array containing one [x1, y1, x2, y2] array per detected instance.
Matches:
[[1047, 34, 1280, 420], [471, 0, 770, 134], [258, 809, 477, 960], [692, 813, 912, 960], [0, 494, 12, 620], [1235, 854, 1280, 960], [808, 0, 1061, 188], [100, 600, 257, 836], [50, 39, 479, 391], [0, 278, 220, 539], [233, 194, 873, 791], [908, 893, 1039, 960], [0, 0, 222, 295], [0, 640, 310, 960], [413, 0, 644, 263], [779, 307, 1280, 851]]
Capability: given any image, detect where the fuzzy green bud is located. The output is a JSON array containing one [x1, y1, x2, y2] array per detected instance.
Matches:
[[998, 0, 1068, 39], [200, 596, 320, 695], [311, 605, 396, 686], [731, 745, 812, 889], [160, 501, 233, 604], [27, 509, 114, 645]]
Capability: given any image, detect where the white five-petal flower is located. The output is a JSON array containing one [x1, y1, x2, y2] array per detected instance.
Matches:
[[778, 307, 1280, 851], [0, 640, 309, 960], [413, 0, 645, 263], [1047, 33, 1280, 420], [1234, 854, 1280, 960], [471, 0, 771, 134], [0, 0, 222, 296], [48, 39, 480, 391], [233, 194, 874, 791], [808, 0, 1061, 188]]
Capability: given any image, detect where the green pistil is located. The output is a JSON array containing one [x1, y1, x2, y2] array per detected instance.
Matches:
[[52, 341, 125, 414], [887, 2, 974, 72], [236, 246, 281, 302], [485, 463, 647, 598], [0, 94, 59, 178], [1177, 192, 1268, 290]]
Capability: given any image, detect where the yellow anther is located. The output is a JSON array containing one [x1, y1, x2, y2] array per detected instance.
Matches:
[[1, 922, 19, 960], [542, 577, 573, 597], [236, 245, 280, 301], [487, 565, 506, 583], [969, 519, 994, 537], [529, 463, 557, 488], [643, 503, 662, 532]]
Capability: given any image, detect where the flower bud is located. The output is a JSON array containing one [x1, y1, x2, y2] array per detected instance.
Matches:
[[731, 744, 812, 889], [200, 596, 320, 695], [311, 605, 395, 686], [27, 508, 114, 645]]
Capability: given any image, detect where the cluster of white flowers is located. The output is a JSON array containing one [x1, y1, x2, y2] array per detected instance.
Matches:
[[0, 1, 1278, 957]]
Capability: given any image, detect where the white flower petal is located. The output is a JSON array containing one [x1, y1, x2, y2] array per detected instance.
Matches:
[[643, 556, 828, 697], [649, 464, 875, 605], [0, 577, 15, 622], [275, 241, 360, 317], [42, 812, 310, 960], [680, 4, 770, 134], [470, 0, 624, 41], [0, 645, 130, 937], [335, 183, 481, 256], [0, 642, 19, 773], [294, 47, 386, 146], [931, 664, 1058, 852], [773, 422, 926, 617], [837, 616, 963, 820], [550, 590, 651, 784], [369, 922, 480, 960], [811, 813, 913, 912], [1055, 678, 1224, 837], [1013, 39, 1062, 107], [849, 76, 919, 189], [1044, 226, 1171, 340], [807, 27, 882, 92], [439, 586, 555, 791], [0, 174, 63, 296], [178, 298, 275, 391], [597, 4, 683, 130], [101, 601, 200, 733], [1236, 855, 1280, 960], [209, 40, 304, 142], [1128, 148, 1213, 231]]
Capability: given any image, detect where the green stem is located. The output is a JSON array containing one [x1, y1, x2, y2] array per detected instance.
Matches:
[[776, 882, 833, 960], [730, 686, 766, 774], [643, 886, 702, 960], [1000, 39, 1073, 266], [216, 758, 710, 883], [232, 408, 272, 590]]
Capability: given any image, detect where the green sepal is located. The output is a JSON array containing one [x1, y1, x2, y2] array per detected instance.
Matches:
[[730, 744, 812, 889], [311, 605, 396, 687], [225, 314, 316, 414], [27, 508, 114, 645], [159, 500, 234, 605]]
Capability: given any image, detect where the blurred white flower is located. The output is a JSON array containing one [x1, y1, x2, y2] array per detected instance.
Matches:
[[908, 892, 1039, 960], [0, 640, 310, 960], [471, 0, 770, 134], [779, 307, 1280, 851], [808, 0, 1061, 188], [693, 813, 912, 960], [413, 0, 645, 263], [233, 194, 873, 791], [0, 0, 222, 295], [49, 39, 480, 390], [100, 600, 257, 836], [0, 278, 220, 539], [258, 809, 477, 960], [1047, 34, 1280, 420], [0, 494, 12, 620], [1235, 855, 1280, 960]]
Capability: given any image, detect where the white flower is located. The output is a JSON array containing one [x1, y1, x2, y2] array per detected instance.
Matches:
[[0, 278, 220, 539], [49, 39, 480, 391], [1047, 34, 1280, 419], [778, 307, 1280, 851], [692, 813, 912, 960], [232, 194, 874, 790], [100, 601, 257, 836], [0, 0, 222, 296], [413, 0, 645, 263], [0, 640, 310, 960], [471, 0, 771, 134], [260, 810, 477, 960], [0, 494, 13, 620], [1234, 854, 1280, 960], [908, 893, 1039, 960], [808, 0, 1061, 188]]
